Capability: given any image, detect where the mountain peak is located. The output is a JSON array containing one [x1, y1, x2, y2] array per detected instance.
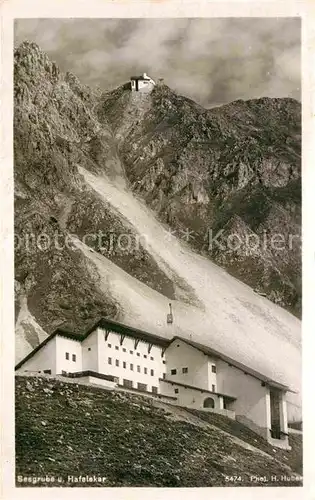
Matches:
[[14, 40, 60, 81]]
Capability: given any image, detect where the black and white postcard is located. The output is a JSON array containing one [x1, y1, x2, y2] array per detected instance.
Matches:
[[1, 1, 314, 499]]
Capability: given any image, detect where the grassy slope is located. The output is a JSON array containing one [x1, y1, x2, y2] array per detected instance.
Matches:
[[15, 375, 302, 487]]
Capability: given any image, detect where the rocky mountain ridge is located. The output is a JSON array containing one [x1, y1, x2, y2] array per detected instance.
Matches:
[[15, 42, 301, 331], [100, 83, 301, 315], [14, 42, 301, 421], [14, 42, 181, 349]]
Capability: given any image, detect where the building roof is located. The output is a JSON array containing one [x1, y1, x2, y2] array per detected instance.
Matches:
[[160, 378, 236, 401], [86, 317, 170, 348], [130, 75, 151, 81], [170, 337, 292, 392], [15, 318, 293, 392], [15, 317, 169, 370]]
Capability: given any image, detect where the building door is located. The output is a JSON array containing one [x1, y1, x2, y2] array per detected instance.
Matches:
[[123, 379, 133, 389], [270, 388, 281, 439], [203, 397, 215, 408]]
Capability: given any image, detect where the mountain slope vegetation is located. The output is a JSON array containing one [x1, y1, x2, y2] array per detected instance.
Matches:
[[15, 375, 303, 487]]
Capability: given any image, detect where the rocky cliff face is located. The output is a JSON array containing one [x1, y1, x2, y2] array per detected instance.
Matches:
[[14, 42, 180, 347], [101, 85, 301, 315], [14, 41, 301, 392]]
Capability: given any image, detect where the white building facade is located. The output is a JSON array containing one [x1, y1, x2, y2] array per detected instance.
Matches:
[[90, 326, 167, 393], [15, 318, 292, 449], [16, 319, 168, 395], [162, 337, 291, 448], [130, 73, 155, 93]]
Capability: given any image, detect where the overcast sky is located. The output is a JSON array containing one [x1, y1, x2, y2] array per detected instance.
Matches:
[[15, 18, 301, 108]]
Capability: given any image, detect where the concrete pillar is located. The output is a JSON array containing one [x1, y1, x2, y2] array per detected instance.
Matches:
[[96, 328, 102, 375], [265, 389, 271, 439], [280, 392, 288, 434], [218, 396, 224, 409]]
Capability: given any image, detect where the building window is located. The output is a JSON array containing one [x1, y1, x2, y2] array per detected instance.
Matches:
[[88, 347, 91, 351], [152, 386, 158, 394], [144, 355, 147, 359], [212, 384, 216, 392], [144, 367, 148, 374], [43, 369, 51, 374], [137, 352, 140, 357], [115, 346, 119, 351], [108, 344, 112, 348], [61, 370, 67, 375], [72, 354, 76, 362], [162, 373, 166, 379], [163, 360, 166, 364], [175, 388, 179, 394], [108, 357, 112, 365], [211, 365, 216, 373], [150, 369, 154, 376], [123, 348, 126, 352], [123, 361, 126, 369], [115, 359, 119, 367], [130, 363, 134, 371], [123, 379, 133, 389], [65, 352, 69, 360], [130, 350, 133, 355], [182, 367, 188, 374], [150, 356, 154, 361], [137, 382, 147, 392], [137, 365, 141, 373], [171, 369, 177, 375]]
